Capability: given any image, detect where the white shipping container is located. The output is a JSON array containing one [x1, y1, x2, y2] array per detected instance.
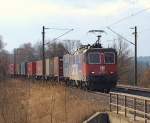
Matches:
[[49, 58, 54, 76], [45, 58, 50, 76], [63, 54, 70, 78]]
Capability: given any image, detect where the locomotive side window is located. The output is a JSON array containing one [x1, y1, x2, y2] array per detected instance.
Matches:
[[88, 53, 100, 64], [104, 52, 115, 64]]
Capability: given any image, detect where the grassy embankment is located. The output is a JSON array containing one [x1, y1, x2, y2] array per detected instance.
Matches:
[[0, 79, 108, 123]]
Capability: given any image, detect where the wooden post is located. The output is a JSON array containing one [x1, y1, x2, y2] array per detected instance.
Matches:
[[116, 94, 119, 114], [124, 96, 127, 117], [144, 100, 147, 123], [134, 98, 136, 121], [110, 93, 112, 112]]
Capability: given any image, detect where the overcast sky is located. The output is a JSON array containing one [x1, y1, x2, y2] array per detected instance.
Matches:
[[0, 0, 150, 56]]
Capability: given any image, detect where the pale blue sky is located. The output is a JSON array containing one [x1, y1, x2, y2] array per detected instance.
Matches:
[[0, 0, 150, 56]]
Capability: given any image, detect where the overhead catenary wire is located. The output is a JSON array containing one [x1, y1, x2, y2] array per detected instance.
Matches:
[[45, 27, 74, 31], [107, 7, 150, 27], [107, 27, 135, 45], [52, 29, 74, 42], [105, 7, 150, 46], [45, 29, 74, 45]]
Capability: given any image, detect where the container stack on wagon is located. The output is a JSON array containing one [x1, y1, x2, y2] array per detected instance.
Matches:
[[20, 62, 27, 77], [63, 54, 70, 80], [16, 64, 20, 76], [49, 58, 54, 78], [45, 58, 50, 79], [45, 58, 55, 80], [8, 64, 15, 76], [27, 62, 36, 78], [54, 57, 63, 81], [36, 60, 43, 79]]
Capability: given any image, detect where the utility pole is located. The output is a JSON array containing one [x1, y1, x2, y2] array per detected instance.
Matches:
[[42, 26, 45, 78], [134, 26, 137, 86]]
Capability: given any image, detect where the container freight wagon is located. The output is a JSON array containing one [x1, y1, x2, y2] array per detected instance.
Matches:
[[36, 60, 43, 78], [49, 58, 54, 78], [8, 64, 15, 76], [63, 54, 84, 86], [45, 58, 50, 79], [69, 54, 84, 81], [20, 62, 27, 76], [45, 58, 54, 79], [54, 57, 63, 80], [63, 54, 71, 80], [16, 64, 20, 76], [27, 62, 36, 78]]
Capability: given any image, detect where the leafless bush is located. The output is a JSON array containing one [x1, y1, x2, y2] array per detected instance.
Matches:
[[0, 38, 9, 81], [139, 69, 150, 88]]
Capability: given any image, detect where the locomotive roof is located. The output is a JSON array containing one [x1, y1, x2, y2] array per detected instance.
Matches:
[[74, 47, 116, 55]]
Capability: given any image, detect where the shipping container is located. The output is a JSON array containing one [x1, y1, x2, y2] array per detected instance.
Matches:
[[27, 62, 36, 76], [63, 54, 70, 78], [20, 62, 27, 75], [49, 58, 54, 77], [45, 58, 50, 76], [36, 60, 43, 76], [8, 64, 15, 75], [69, 54, 84, 81], [54, 57, 63, 77], [16, 64, 20, 75], [45, 58, 55, 78]]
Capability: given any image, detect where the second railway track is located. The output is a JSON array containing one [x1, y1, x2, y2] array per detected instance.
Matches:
[[112, 85, 150, 97]]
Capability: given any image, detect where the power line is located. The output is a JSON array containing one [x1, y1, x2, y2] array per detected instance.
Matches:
[[45, 29, 74, 45], [107, 27, 135, 45], [105, 8, 150, 46], [108, 7, 150, 27], [45, 27, 74, 31]]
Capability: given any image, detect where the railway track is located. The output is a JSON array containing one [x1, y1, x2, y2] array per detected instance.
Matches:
[[69, 83, 150, 99], [112, 85, 150, 97]]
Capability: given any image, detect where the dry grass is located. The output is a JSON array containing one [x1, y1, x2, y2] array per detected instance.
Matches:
[[0, 79, 108, 123]]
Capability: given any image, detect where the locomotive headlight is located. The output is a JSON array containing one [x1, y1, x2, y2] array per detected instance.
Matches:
[[91, 72, 95, 74], [110, 72, 114, 74]]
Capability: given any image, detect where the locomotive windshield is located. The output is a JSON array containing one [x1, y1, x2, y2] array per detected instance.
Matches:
[[88, 53, 100, 64], [104, 52, 115, 64]]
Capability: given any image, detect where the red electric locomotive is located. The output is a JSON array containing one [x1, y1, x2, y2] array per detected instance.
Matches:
[[84, 46, 117, 90], [63, 32, 117, 91]]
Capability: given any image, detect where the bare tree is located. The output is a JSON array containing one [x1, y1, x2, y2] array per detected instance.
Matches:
[[0, 36, 9, 80], [46, 41, 68, 58], [15, 43, 36, 63], [139, 68, 150, 87], [63, 40, 82, 54], [112, 37, 134, 84], [33, 41, 43, 60]]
